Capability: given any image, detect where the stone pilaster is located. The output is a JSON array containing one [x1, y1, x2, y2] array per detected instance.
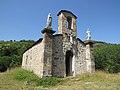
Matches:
[[41, 28, 55, 77], [85, 40, 95, 73]]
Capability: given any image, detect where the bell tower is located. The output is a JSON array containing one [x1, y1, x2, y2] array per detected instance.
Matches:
[[57, 10, 77, 38], [57, 10, 78, 77]]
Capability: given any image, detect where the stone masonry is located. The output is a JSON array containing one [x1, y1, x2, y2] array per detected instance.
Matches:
[[22, 10, 95, 77]]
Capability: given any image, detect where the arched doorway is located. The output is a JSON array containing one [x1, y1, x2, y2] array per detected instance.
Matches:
[[65, 50, 73, 76]]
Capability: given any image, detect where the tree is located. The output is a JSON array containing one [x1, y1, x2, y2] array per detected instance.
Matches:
[[93, 44, 120, 73]]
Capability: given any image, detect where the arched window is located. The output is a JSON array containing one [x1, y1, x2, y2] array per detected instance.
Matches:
[[66, 17, 72, 29]]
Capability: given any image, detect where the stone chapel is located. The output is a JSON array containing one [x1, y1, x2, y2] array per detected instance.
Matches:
[[22, 10, 95, 77]]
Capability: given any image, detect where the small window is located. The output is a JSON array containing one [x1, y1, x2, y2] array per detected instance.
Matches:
[[66, 17, 72, 29], [26, 55, 28, 64]]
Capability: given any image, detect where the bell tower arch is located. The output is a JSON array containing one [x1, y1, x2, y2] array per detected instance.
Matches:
[[57, 10, 77, 38]]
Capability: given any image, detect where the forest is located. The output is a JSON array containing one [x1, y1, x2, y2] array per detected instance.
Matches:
[[93, 41, 120, 73], [0, 40, 120, 73], [0, 40, 35, 72]]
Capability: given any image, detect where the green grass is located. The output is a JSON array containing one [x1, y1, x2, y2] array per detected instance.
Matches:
[[12, 69, 39, 81], [11, 68, 62, 87], [0, 68, 120, 90]]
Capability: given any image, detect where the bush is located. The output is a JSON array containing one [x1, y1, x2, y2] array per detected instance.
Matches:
[[12, 69, 38, 82], [9, 55, 21, 68], [0, 55, 21, 72], [12, 69, 62, 87], [0, 56, 11, 72], [36, 77, 62, 87]]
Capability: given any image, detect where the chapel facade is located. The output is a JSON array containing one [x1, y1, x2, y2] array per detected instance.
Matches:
[[22, 10, 95, 77]]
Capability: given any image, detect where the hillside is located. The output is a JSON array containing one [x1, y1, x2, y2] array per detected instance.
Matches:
[[0, 40, 120, 90], [0, 40, 35, 72], [0, 68, 120, 90], [93, 41, 120, 73]]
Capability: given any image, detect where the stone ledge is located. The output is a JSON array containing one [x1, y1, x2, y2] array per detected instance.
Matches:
[[41, 28, 55, 34], [84, 40, 95, 45]]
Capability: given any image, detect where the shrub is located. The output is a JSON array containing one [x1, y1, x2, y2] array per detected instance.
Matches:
[[36, 77, 62, 87], [12, 68, 62, 87], [0, 56, 11, 72], [12, 69, 39, 82]]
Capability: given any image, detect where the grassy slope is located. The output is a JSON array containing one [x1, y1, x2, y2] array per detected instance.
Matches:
[[0, 68, 120, 90], [0, 68, 35, 90]]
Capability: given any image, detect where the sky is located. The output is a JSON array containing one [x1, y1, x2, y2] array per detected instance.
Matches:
[[0, 0, 120, 43]]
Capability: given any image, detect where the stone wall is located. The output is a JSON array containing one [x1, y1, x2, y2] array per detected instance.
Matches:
[[22, 40, 44, 77], [52, 35, 65, 77], [75, 39, 86, 75]]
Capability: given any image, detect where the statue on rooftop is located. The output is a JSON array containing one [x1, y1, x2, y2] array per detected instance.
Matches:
[[46, 13, 52, 28], [86, 28, 91, 40]]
